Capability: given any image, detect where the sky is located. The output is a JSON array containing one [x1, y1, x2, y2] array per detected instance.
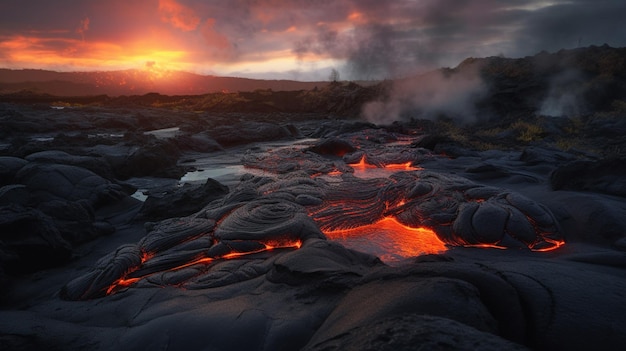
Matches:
[[1, 0, 625, 81]]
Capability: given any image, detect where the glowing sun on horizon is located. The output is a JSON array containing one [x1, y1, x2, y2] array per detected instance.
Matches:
[[141, 60, 174, 80], [122, 46, 188, 74]]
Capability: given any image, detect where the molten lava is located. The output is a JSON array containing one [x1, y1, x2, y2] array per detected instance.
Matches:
[[529, 237, 566, 252], [384, 161, 423, 171], [105, 239, 302, 296], [323, 217, 447, 263], [348, 155, 423, 178], [350, 155, 377, 170], [327, 170, 343, 176]]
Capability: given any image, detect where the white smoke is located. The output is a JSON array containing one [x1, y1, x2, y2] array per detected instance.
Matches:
[[362, 64, 487, 125], [539, 69, 586, 117]]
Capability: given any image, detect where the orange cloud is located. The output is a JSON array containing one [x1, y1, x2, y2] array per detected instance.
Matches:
[[253, 6, 277, 25], [200, 18, 234, 59], [0, 34, 190, 72], [347, 11, 366, 24], [201, 19, 230, 48], [158, 0, 200, 32]]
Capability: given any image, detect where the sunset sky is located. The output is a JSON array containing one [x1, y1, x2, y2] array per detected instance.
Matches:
[[1, 0, 625, 80]]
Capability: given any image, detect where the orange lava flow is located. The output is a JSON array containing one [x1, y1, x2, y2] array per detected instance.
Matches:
[[179, 240, 302, 268], [531, 238, 566, 252], [348, 156, 422, 176], [349, 155, 377, 169], [323, 217, 447, 263], [105, 239, 302, 295], [461, 237, 565, 252], [383, 162, 423, 171], [106, 278, 140, 295]]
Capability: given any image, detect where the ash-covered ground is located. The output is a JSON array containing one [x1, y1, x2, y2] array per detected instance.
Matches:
[[1, 46, 626, 350]]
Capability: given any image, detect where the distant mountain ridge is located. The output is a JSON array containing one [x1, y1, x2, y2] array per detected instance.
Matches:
[[2, 45, 626, 122], [0, 68, 330, 96]]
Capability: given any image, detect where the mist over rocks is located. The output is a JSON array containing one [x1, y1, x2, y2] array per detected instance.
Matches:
[[361, 45, 626, 125], [3, 45, 626, 129], [362, 65, 488, 124]]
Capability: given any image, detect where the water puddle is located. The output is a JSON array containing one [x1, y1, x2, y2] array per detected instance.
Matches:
[[144, 127, 181, 139]]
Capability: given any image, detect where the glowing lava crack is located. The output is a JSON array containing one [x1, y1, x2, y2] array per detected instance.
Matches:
[[62, 157, 564, 300]]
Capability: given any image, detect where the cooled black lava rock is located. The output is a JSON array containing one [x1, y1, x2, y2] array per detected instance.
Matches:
[[116, 139, 183, 179], [15, 163, 129, 207], [139, 178, 229, 220], [550, 157, 626, 197], [520, 146, 578, 166], [25, 150, 114, 180], [0, 156, 27, 185], [174, 133, 223, 152], [209, 121, 298, 147], [0, 204, 72, 275], [308, 138, 357, 157]]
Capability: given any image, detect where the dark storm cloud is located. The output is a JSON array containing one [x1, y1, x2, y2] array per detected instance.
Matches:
[[291, 0, 626, 79], [292, 0, 507, 78], [513, 1, 626, 54]]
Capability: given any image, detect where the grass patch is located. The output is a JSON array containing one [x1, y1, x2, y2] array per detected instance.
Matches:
[[511, 120, 545, 143]]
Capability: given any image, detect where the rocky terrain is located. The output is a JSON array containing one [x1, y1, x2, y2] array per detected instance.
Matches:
[[1, 45, 626, 350]]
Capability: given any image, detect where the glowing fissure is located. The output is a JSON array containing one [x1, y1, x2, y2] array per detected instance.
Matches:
[[63, 146, 568, 301], [523, 214, 566, 251], [105, 239, 302, 296], [347, 155, 423, 179], [307, 165, 564, 255], [383, 161, 423, 171], [109, 153, 563, 295], [350, 155, 376, 169], [533, 238, 565, 251]]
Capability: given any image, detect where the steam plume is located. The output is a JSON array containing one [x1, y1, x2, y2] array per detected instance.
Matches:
[[539, 69, 586, 117], [362, 65, 487, 125]]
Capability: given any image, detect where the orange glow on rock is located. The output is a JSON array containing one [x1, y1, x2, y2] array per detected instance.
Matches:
[[531, 238, 566, 252], [173, 239, 302, 269], [104, 239, 302, 296], [462, 237, 565, 252], [349, 155, 375, 169], [348, 155, 422, 178], [323, 217, 447, 263], [383, 162, 423, 171], [106, 277, 140, 295], [348, 155, 422, 171]]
